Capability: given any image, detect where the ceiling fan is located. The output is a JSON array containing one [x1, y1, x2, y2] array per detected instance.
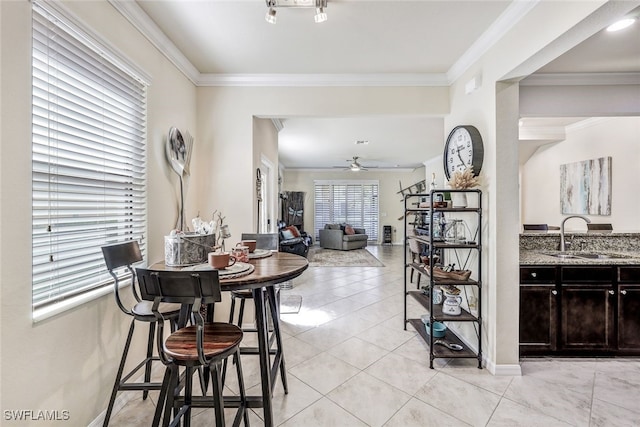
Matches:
[[333, 156, 377, 172]]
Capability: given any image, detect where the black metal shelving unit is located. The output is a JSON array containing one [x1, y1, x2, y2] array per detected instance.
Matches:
[[403, 189, 483, 369]]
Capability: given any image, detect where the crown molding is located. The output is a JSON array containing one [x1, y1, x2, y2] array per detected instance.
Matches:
[[108, 0, 200, 85], [110, 0, 530, 88], [518, 126, 566, 141], [520, 72, 640, 86], [447, 0, 539, 84], [565, 117, 612, 132], [271, 118, 285, 132], [195, 73, 448, 87], [285, 167, 417, 173]]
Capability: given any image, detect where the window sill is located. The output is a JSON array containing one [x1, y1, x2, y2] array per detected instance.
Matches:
[[33, 279, 131, 323]]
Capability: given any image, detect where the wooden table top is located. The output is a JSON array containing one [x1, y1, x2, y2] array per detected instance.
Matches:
[[149, 251, 309, 291]]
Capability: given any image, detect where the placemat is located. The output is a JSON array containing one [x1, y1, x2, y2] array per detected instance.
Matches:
[[248, 249, 273, 259], [183, 262, 255, 279]]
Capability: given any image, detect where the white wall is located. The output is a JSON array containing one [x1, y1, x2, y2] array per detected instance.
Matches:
[[283, 168, 428, 244], [195, 86, 450, 243], [521, 117, 640, 230], [445, 0, 612, 373], [0, 1, 197, 424], [253, 118, 280, 233]]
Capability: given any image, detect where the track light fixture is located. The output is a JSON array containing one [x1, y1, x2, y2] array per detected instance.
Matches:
[[314, 7, 327, 23], [265, 0, 328, 24], [265, 7, 277, 24]]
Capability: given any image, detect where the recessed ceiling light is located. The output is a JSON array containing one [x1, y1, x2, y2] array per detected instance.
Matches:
[[606, 18, 636, 32]]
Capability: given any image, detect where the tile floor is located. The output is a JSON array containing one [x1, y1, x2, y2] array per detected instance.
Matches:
[[110, 245, 640, 426]]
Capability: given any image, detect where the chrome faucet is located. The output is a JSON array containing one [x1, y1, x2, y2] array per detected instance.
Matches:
[[560, 215, 591, 252]]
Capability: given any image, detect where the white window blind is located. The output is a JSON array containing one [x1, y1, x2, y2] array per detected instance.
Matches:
[[314, 180, 379, 241], [32, 2, 147, 313]]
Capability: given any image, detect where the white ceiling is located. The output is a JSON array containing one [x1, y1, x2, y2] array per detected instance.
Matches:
[[121, 1, 640, 169], [135, 0, 512, 76]]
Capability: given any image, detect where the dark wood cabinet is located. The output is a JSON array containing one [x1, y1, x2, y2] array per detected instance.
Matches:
[[519, 266, 558, 354], [520, 264, 640, 356], [560, 285, 615, 351], [520, 285, 558, 353], [559, 266, 615, 352], [617, 267, 640, 352]]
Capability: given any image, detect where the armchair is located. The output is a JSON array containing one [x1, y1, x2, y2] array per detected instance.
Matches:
[[278, 223, 311, 258]]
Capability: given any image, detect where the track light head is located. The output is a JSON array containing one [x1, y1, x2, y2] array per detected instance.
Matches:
[[314, 7, 327, 23], [265, 7, 277, 24]]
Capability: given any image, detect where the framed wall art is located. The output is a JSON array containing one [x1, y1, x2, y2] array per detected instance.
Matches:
[[560, 156, 611, 215]]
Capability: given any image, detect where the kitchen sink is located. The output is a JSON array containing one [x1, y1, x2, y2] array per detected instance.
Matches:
[[546, 253, 578, 259], [573, 253, 630, 259], [542, 252, 632, 260]]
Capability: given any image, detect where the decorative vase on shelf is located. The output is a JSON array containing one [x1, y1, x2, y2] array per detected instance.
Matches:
[[451, 192, 467, 208]]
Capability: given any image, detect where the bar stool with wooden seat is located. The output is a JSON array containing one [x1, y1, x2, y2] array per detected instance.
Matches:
[[136, 268, 249, 427], [100, 241, 181, 427], [225, 233, 288, 394]]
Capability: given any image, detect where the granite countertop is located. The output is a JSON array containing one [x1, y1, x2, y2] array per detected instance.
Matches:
[[520, 250, 640, 265], [520, 231, 640, 265]]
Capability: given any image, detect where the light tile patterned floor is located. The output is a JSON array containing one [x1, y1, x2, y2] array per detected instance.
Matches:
[[109, 245, 640, 426]]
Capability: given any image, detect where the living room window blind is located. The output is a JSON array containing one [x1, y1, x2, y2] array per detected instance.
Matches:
[[313, 180, 379, 241], [31, 1, 148, 317]]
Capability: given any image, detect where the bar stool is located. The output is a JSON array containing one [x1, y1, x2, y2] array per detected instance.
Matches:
[[136, 268, 249, 427], [225, 233, 288, 394], [100, 241, 181, 427]]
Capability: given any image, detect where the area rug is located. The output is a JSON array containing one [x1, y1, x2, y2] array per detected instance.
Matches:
[[307, 247, 385, 267], [280, 294, 303, 314]]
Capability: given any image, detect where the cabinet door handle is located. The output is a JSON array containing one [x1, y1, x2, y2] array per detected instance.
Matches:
[[531, 272, 537, 278], [621, 290, 627, 295], [551, 290, 557, 295], [608, 290, 615, 295]]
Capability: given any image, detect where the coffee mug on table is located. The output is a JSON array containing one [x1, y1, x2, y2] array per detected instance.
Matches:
[[232, 245, 249, 263], [239, 240, 257, 253], [208, 252, 236, 269]]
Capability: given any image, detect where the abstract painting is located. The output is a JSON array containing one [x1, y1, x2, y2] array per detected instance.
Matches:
[[560, 157, 611, 215]]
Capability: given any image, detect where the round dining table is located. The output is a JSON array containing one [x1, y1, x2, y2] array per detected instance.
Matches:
[[150, 251, 308, 427]]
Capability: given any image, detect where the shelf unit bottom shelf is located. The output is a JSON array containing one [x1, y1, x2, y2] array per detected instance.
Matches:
[[407, 318, 480, 362]]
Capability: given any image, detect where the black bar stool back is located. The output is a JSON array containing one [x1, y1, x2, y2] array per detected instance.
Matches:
[[137, 268, 249, 427], [100, 241, 181, 426]]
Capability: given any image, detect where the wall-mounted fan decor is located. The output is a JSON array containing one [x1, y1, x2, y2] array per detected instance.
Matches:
[[166, 126, 193, 231]]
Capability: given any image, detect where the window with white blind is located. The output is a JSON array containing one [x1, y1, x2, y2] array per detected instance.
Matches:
[[31, 1, 148, 318], [314, 180, 379, 241]]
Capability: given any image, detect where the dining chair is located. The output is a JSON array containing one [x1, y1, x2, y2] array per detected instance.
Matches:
[[225, 233, 288, 394], [100, 241, 181, 427], [240, 232, 279, 251], [136, 268, 249, 427]]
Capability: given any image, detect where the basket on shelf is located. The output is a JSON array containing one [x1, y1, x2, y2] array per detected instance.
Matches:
[[425, 266, 472, 281]]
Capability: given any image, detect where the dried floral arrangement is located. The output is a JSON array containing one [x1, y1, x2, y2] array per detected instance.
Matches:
[[448, 166, 480, 189]]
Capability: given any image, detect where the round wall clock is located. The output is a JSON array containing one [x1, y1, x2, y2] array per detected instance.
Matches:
[[443, 125, 484, 180]]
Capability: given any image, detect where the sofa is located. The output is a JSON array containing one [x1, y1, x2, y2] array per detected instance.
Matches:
[[319, 224, 368, 251]]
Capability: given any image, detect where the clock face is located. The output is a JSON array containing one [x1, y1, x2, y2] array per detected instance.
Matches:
[[444, 125, 484, 180]]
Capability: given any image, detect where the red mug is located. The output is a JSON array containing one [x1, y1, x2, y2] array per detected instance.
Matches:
[[208, 252, 236, 269]]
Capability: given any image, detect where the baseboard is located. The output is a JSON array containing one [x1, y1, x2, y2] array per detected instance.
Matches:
[[88, 369, 159, 427], [88, 391, 134, 427], [485, 359, 523, 376], [444, 325, 522, 376]]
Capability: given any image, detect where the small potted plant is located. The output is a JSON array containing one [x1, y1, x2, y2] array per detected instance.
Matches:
[[447, 166, 480, 207]]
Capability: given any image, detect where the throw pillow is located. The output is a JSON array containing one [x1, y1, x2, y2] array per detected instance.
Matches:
[[286, 225, 301, 238], [281, 229, 295, 240], [344, 225, 355, 235]]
